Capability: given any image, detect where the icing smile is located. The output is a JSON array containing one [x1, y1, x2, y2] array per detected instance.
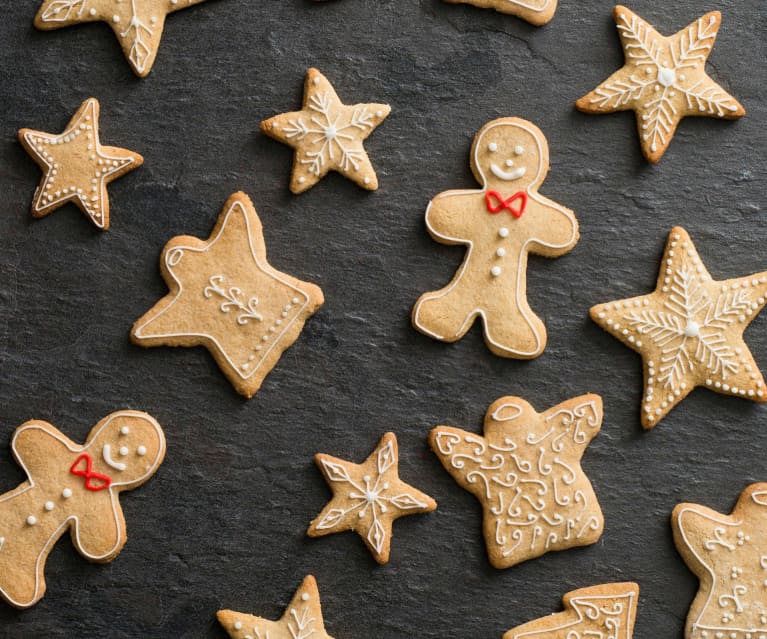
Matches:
[[490, 163, 526, 181], [102, 445, 126, 472]]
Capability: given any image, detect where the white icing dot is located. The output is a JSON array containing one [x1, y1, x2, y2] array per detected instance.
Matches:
[[313, 77, 320, 85], [44, 501, 54, 512], [119, 446, 129, 456], [27, 516, 37, 526], [298, 176, 306, 184], [112, 15, 120, 22], [496, 248, 506, 257], [120, 426, 130, 435], [488, 142, 497, 152], [234, 621, 242, 630], [490, 266, 502, 277], [514, 145, 524, 155], [62, 488, 72, 499], [363, 177, 370, 185], [498, 227, 509, 238], [301, 593, 309, 601], [684, 321, 700, 338], [89, 7, 96, 15], [292, 297, 300, 304], [137, 446, 147, 456]]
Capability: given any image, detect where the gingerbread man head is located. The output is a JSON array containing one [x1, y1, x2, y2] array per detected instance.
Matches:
[[470, 117, 550, 192]]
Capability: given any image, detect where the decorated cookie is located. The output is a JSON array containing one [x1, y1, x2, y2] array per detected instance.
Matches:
[[576, 6, 745, 163], [307, 432, 437, 564], [33, 0, 209, 77], [430, 394, 603, 569], [218, 575, 335, 639], [504, 583, 640, 639], [260, 68, 390, 194], [0, 410, 165, 608], [411, 117, 578, 359], [18, 98, 142, 230], [672, 484, 767, 639], [131, 192, 324, 398], [442, 0, 557, 26], [590, 227, 767, 429]]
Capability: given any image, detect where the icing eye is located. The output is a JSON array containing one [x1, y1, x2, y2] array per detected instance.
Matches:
[[488, 142, 498, 152], [505, 159, 514, 167], [514, 145, 524, 156]]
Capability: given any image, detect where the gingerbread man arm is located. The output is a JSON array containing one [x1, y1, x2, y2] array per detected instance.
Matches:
[[424, 191, 480, 245], [11, 421, 75, 483], [525, 193, 579, 257]]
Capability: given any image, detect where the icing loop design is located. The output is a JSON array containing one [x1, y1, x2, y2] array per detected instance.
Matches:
[[204, 275, 264, 325], [70, 453, 112, 492]]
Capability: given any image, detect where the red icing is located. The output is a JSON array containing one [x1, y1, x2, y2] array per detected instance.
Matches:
[[70, 453, 112, 492], [485, 190, 527, 218]]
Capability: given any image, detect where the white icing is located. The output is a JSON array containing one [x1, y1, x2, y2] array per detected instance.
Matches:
[[102, 444, 127, 472], [62, 488, 72, 499], [490, 163, 526, 181], [137, 446, 147, 456]]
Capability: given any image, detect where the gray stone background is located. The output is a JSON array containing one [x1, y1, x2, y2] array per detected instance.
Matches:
[[0, 0, 765, 637]]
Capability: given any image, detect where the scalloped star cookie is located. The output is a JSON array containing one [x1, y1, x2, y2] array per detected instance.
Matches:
[[18, 98, 142, 230], [34, 0, 209, 77], [430, 394, 604, 569], [672, 484, 767, 639], [261, 68, 390, 194], [307, 432, 436, 564], [576, 6, 744, 163], [590, 227, 767, 429], [442, 0, 557, 25]]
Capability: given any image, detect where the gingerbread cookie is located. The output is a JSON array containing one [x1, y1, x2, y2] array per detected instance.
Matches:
[[590, 227, 767, 429], [442, 0, 557, 26], [131, 192, 324, 398], [576, 6, 745, 163], [504, 583, 640, 639], [672, 484, 767, 639], [34, 0, 209, 77], [430, 394, 603, 569], [0, 410, 165, 608], [412, 117, 578, 359], [18, 98, 142, 230], [307, 432, 436, 564], [218, 575, 335, 639], [260, 68, 390, 194]]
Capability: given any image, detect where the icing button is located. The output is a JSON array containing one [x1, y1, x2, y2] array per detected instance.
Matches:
[[491, 266, 502, 277]]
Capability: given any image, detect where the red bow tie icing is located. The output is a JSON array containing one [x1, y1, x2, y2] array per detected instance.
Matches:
[[485, 190, 527, 218], [70, 453, 112, 492]]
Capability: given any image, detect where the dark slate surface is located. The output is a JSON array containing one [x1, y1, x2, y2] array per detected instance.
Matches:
[[0, 0, 765, 637]]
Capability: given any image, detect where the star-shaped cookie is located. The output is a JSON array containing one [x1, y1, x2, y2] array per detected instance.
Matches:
[[131, 191, 324, 398], [442, 0, 557, 26], [260, 68, 390, 194], [590, 227, 767, 429], [18, 98, 142, 230], [307, 432, 437, 564], [576, 6, 744, 163], [34, 0, 208, 77], [218, 575, 334, 639], [672, 484, 767, 639], [429, 394, 604, 569]]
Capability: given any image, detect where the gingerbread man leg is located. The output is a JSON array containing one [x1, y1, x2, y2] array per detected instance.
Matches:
[[480, 290, 546, 358], [412, 273, 482, 343]]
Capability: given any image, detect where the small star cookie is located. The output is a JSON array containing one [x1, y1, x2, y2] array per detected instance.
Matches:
[[430, 394, 604, 569], [576, 6, 745, 163], [590, 227, 767, 429], [131, 192, 324, 398], [442, 0, 557, 26], [18, 98, 142, 230], [307, 432, 437, 564], [672, 484, 767, 639], [218, 575, 335, 639], [504, 583, 640, 639], [260, 68, 390, 194], [34, 0, 209, 77]]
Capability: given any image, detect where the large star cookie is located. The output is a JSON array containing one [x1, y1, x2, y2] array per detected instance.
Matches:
[[131, 192, 324, 398], [590, 227, 767, 429], [504, 583, 640, 639], [307, 432, 437, 564], [442, 0, 557, 26], [672, 484, 767, 639], [576, 6, 744, 163], [218, 576, 335, 639], [261, 68, 390, 194], [34, 0, 208, 77], [430, 394, 603, 569], [18, 98, 142, 230]]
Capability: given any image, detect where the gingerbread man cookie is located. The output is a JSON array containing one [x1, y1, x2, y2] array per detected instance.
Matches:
[[442, 0, 557, 26], [412, 117, 578, 359], [0, 410, 165, 608]]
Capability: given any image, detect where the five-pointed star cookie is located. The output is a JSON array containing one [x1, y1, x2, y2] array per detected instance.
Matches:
[[307, 432, 437, 564], [442, 0, 557, 26], [218, 575, 335, 639], [590, 227, 767, 429], [131, 191, 324, 398], [672, 484, 767, 639], [260, 68, 390, 194], [576, 6, 745, 163], [18, 98, 142, 230], [34, 0, 208, 77], [429, 394, 604, 569]]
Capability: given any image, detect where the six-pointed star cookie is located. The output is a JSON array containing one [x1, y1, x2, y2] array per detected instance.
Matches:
[[672, 484, 767, 639], [18, 98, 142, 230], [442, 0, 557, 26], [429, 394, 604, 569], [503, 583, 640, 639], [34, 0, 208, 77], [590, 227, 767, 429], [260, 68, 390, 194], [131, 191, 324, 398], [307, 432, 437, 564], [218, 575, 335, 639], [576, 6, 744, 163]]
